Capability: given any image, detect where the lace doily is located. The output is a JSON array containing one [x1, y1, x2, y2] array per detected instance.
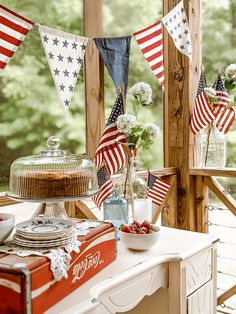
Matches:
[[0, 221, 100, 281], [0, 237, 80, 281]]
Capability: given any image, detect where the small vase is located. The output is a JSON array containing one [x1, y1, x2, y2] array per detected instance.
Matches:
[[197, 122, 226, 168], [112, 152, 147, 200], [103, 192, 129, 240]]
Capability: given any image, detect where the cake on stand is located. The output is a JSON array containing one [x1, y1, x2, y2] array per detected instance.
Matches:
[[7, 136, 99, 219]]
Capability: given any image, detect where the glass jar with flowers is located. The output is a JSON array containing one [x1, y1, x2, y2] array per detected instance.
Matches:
[[198, 87, 227, 167], [197, 65, 236, 168], [113, 114, 160, 212]]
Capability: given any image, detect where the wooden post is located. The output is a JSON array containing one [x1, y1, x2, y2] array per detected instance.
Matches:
[[163, 0, 203, 230], [83, 0, 104, 158]]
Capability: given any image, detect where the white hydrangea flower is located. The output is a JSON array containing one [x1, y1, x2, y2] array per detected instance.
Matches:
[[204, 87, 216, 98], [225, 64, 236, 81], [130, 82, 152, 105], [144, 123, 160, 140], [116, 114, 136, 134]]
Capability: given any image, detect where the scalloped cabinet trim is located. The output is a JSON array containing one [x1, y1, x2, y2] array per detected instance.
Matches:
[[186, 248, 212, 296]]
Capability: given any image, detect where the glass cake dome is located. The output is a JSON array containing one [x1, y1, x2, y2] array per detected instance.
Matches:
[[8, 136, 99, 203]]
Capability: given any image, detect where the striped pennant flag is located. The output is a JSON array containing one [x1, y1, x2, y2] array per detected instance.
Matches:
[[0, 5, 34, 70], [94, 92, 126, 175], [213, 74, 230, 106], [146, 173, 171, 206], [213, 105, 235, 134], [190, 73, 215, 134], [133, 22, 164, 89], [92, 165, 114, 208]]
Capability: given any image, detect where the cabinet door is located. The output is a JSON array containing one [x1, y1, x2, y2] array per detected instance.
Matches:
[[187, 280, 213, 314]]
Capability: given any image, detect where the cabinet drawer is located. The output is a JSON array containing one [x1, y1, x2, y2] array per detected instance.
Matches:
[[186, 248, 212, 295], [187, 280, 213, 314]]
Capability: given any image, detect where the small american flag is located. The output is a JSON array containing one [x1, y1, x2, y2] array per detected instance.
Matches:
[[190, 73, 215, 134], [213, 105, 235, 134], [146, 173, 171, 206], [213, 74, 230, 106], [92, 165, 114, 208], [0, 5, 34, 70], [212, 74, 235, 134], [94, 92, 126, 175], [134, 22, 164, 89]]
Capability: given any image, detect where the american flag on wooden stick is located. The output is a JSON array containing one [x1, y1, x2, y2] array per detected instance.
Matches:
[[213, 105, 235, 134], [92, 165, 114, 208], [133, 22, 164, 89], [146, 173, 171, 206], [213, 74, 230, 106], [190, 72, 215, 134], [212, 74, 235, 134], [94, 92, 126, 175], [0, 5, 34, 70]]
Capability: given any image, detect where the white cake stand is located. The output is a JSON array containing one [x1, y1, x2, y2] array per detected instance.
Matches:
[[6, 190, 100, 219]]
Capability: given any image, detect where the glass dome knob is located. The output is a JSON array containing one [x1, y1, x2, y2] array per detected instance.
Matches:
[[47, 136, 61, 150]]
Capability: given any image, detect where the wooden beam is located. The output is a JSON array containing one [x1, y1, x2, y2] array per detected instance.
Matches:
[[217, 285, 236, 306], [83, 0, 104, 158], [163, 0, 202, 230], [196, 176, 208, 232], [75, 201, 98, 219], [204, 176, 236, 216], [161, 174, 177, 227], [190, 168, 236, 177], [136, 167, 177, 180]]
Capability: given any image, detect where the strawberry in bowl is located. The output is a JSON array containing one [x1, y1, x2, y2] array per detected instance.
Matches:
[[119, 221, 160, 250]]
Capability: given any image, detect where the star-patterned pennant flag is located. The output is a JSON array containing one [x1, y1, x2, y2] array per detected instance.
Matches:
[[0, 5, 34, 70], [38, 25, 88, 114], [94, 36, 131, 95], [162, 0, 192, 60]]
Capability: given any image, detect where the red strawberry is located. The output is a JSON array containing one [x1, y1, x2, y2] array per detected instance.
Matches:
[[141, 220, 151, 230], [121, 225, 131, 233], [130, 230, 137, 234], [139, 227, 148, 233], [138, 230, 146, 234], [133, 220, 141, 228]]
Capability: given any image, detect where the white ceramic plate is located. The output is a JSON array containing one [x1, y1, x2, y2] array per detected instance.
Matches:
[[16, 228, 75, 240], [16, 218, 74, 235]]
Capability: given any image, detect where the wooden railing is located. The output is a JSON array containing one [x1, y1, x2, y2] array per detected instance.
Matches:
[[190, 167, 236, 308]]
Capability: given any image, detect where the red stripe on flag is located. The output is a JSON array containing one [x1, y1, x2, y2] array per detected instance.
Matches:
[[0, 46, 14, 57], [141, 40, 163, 54], [0, 16, 29, 34], [0, 5, 34, 26], [136, 29, 162, 45], [0, 31, 22, 46], [133, 22, 161, 36], [0, 61, 7, 69]]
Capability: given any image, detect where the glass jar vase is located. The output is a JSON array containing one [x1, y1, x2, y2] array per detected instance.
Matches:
[[103, 192, 129, 240], [197, 122, 226, 168]]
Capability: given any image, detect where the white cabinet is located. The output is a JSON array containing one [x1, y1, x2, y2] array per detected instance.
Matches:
[[188, 280, 213, 314]]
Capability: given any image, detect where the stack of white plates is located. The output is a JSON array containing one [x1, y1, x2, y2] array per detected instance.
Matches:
[[14, 218, 76, 248]]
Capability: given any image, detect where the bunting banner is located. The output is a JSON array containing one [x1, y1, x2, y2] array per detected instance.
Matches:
[[94, 36, 131, 95], [133, 22, 164, 89], [162, 0, 192, 60], [0, 5, 34, 70], [190, 73, 215, 134], [38, 25, 88, 114]]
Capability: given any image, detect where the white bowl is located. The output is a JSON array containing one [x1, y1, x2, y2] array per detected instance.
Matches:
[[0, 213, 15, 243], [120, 226, 160, 251]]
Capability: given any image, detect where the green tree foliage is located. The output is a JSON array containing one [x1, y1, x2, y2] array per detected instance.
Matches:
[[1, 0, 236, 191]]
